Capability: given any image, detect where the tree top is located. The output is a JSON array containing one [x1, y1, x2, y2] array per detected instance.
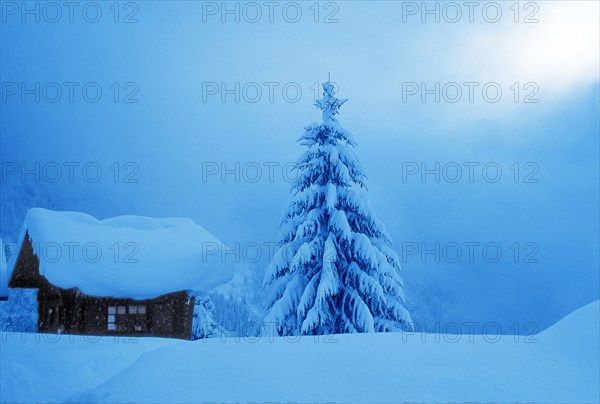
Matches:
[[315, 80, 348, 123]]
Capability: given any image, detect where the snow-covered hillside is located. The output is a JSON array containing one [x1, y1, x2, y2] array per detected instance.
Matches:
[[2, 301, 598, 403]]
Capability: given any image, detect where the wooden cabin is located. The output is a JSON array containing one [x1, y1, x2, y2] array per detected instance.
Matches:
[[5, 208, 234, 340], [9, 234, 198, 339]]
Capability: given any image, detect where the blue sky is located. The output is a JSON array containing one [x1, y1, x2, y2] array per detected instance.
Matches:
[[1, 1, 598, 330]]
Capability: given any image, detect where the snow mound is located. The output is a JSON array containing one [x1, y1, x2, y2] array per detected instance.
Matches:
[[61, 300, 599, 403], [0, 335, 177, 403], [541, 299, 599, 336], [11, 208, 234, 299]]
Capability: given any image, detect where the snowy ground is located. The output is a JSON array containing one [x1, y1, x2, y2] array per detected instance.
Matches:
[[2, 301, 598, 403]]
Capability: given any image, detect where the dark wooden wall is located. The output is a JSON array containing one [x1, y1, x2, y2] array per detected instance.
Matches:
[[9, 233, 44, 289], [38, 286, 195, 339]]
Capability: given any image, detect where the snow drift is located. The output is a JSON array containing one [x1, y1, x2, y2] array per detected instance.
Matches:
[[2, 301, 598, 403]]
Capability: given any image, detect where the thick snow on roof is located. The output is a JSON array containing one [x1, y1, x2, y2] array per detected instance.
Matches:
[[14, 208, 234, 299]]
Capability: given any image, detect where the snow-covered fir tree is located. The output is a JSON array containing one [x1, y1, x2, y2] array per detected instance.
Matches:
[[191, 294, 220, 339], [264, 80, 413, 335]]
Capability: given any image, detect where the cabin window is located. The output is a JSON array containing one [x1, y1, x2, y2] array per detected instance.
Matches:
[[107, 309, 116, 330], [107, 304, 148, 332]]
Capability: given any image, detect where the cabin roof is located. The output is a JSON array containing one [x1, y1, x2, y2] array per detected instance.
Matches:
[[8, 208, 234, 299]]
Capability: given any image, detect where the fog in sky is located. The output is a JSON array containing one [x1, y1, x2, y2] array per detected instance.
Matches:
[[1, 1, 598, 331]]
